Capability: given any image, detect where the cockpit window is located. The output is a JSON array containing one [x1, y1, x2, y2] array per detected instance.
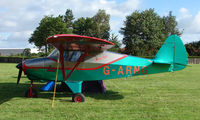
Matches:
[[48, 48, 82, 62], [48, 49, 59, 60], [64, 51, 81, 62]]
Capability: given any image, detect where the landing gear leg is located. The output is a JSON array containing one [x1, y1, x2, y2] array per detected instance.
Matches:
[[25, 80, 38, 98], [64, 81, 85, 102]]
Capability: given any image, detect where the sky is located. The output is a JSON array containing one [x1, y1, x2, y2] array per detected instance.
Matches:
[[0, 0, 200, 49]]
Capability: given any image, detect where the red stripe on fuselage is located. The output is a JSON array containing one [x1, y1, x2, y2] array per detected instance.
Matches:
[[47, 57, 57, 62], [23, 55, 127, 71], [76, 55, 127, 70]]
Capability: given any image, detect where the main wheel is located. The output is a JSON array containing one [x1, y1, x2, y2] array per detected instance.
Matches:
[[72, 93, 85, 102], [25, 88, 38, 98]]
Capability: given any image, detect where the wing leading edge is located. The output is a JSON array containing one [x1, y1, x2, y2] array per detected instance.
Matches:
[[46, 34, 114, 52]]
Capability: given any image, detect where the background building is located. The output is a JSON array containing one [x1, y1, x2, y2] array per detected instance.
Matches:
[[0, 49, 24, 56]]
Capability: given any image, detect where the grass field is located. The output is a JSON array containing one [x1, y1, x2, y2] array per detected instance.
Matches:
[[0, 63, 200, 120]]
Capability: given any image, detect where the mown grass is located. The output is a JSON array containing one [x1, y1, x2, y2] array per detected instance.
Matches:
[[0, 63, 200, 120]]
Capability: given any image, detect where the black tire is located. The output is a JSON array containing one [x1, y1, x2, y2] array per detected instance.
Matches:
[[25, 88, 38, 98], [72, 93, 85, 102]]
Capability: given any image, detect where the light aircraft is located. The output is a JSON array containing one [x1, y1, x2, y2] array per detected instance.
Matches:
[[16, 34, 188, 102]]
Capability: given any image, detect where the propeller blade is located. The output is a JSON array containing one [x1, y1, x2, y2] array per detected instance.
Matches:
[[16, 63, 22, 84], [17, 68, 22, 84]]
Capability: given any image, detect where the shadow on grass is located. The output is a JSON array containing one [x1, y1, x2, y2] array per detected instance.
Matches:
[[12, 76, 27, 79], [85, 91, 124, 100], [0, 82, 123, 104]]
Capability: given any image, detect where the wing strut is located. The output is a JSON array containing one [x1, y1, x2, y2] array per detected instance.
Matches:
[[65, 48, 89, 81], [59, 45, 66, 80], [59, 45, 89, 81]]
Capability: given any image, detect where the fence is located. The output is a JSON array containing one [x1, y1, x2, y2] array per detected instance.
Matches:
[[188, 58, 200, 64], [0, 57, 25, 63], [0, 57, 200, 64]]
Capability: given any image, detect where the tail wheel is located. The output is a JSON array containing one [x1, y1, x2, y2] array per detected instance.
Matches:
[[72, 93, 85, 102], [25, 89, 38, 98]]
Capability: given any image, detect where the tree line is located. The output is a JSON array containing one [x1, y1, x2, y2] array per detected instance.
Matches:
[[29, 8, 184, 56], [185, 41, 200, 56]]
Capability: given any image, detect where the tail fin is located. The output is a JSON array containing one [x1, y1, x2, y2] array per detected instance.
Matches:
[[153, 35, 188, 71]]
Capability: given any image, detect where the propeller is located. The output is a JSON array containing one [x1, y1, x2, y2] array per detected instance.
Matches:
[[16, 62, 22, 84]]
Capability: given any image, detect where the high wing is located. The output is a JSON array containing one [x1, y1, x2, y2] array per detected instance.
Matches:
[[46, 34, 115, 81], [46, 34, 114, 52]]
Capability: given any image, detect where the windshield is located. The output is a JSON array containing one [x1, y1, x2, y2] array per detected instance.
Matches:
[[48, 49, 59, 60], [64, 51, 81, 62], [48, 48, 81, 62]]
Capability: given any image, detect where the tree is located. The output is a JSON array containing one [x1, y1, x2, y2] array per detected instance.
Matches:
[[120, 9, 164, 56], [73, 9, 110, 40], [29, 16, 71, 54], [162, 11, 182, 38], [108, 33, 122, 52], [73, 17, 94, 36], [23, 48, 31, 57], [185, 41, 200, 56], [92, 9, 110, 40], [60, 9, 74, 29]]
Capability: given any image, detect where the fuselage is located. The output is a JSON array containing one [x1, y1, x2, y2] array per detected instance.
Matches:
[[22, 49, 171, 82]]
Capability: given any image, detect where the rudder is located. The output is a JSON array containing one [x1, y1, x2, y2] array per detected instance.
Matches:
[[153, 35, 188, 71]]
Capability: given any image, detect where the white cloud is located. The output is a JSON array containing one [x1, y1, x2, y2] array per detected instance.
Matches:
[[0, 0, 141, 48], [192, 12, 200, 33], [0, 31, 35, 48], [178, 7, 199, 34], [181, 34, 200, 44], [177, 7, 200, 43], [4, 21, 17, 27], [3, 0, 200, 48], [180, 7, 188, 14], [0, 32, 10, 40]]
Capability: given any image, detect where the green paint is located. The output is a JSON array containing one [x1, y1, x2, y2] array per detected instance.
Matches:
[[64, 81, 82, 93]]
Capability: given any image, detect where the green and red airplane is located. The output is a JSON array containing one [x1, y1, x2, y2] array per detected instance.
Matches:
[[16, 34, 188, 102]]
